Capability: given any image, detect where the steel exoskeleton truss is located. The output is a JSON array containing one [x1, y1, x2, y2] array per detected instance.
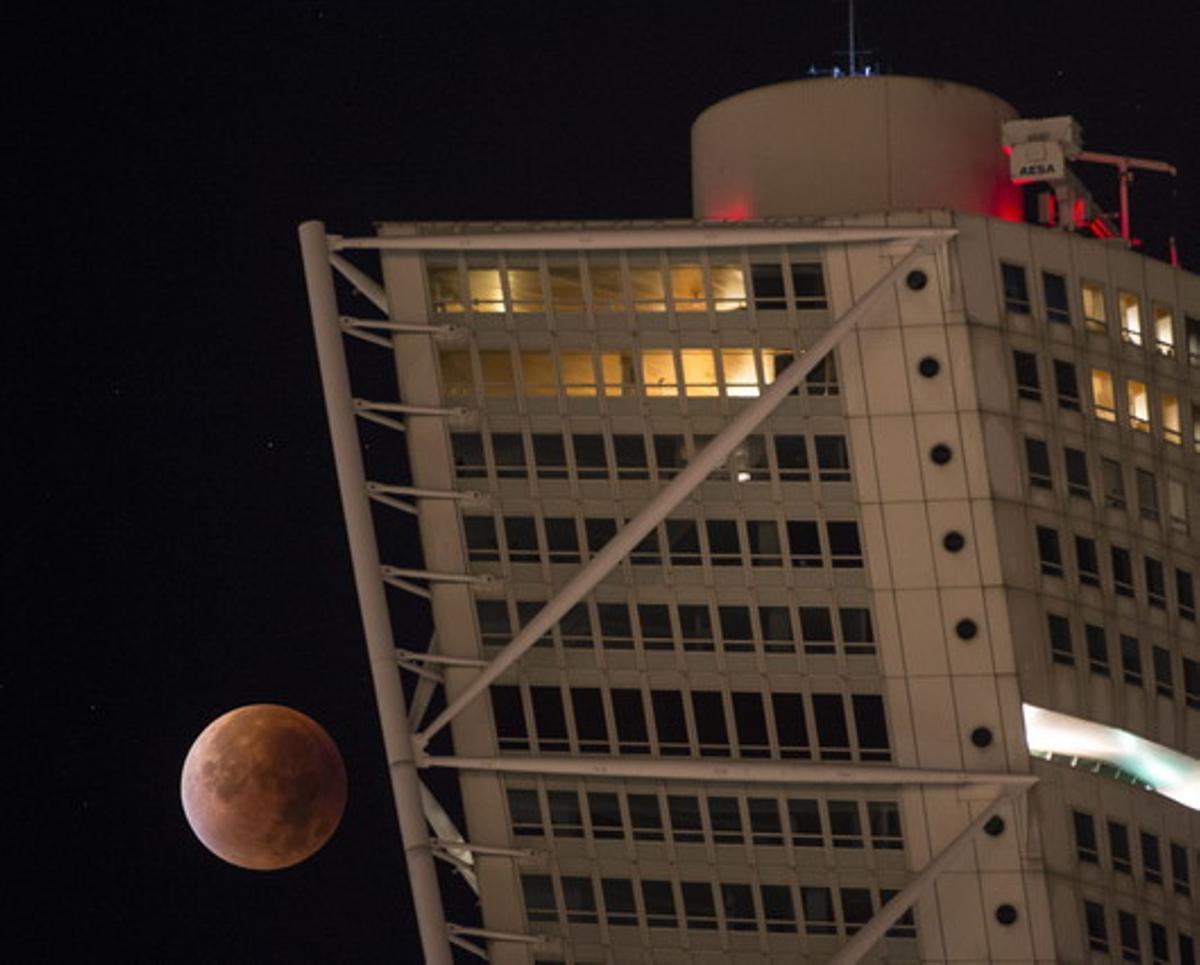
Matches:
[[298, 220, 1037, 964]]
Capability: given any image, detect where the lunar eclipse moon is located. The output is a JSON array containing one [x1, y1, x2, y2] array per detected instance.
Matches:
[[181, 704, 347, 870]]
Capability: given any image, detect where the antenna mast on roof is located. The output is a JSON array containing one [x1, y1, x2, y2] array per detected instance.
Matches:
[[847, 0, 857, 76]]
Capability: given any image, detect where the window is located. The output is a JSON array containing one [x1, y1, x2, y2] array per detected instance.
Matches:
[[508, 788, 543, 837], [719, 606, 753, 652], [1127, 379, 1150, 431], [790, 262, 828, 308], [1151, 921, 1170, 964], [521, 874, 558, 923], [707, 519, 743, 566], [653, 434, 686, 478], [828, 800, 864, 848], [760, 884, 797, 933], [1141, 830, 1163, 885], [1108, 820, 1132, 874], [1091, 368, 1117, 422], [1064, 446, 1090, 498], [879, 889, 917, 939], [840, 888, 874, 935], [1001, 263, 1031, 313], [1118, 290, 1143, 345], [788, 798, 824, 847], [812, 693, 851, 760], [1172, 841, 1191, 895], [852, 694, 891, 760], [665, 520, 702, 567], [1195, 402, 1200, 453], [1153, 646, 1174, 698], [611, 434, 648, 479], [1188, 315, 1200, 365], [1073, 810, 1099, 863], [476, 600, 511, 646], [1084, 900, 1109, 953], [750, 263, 786, 310], [774, 434, 810, 480], [1168, 480, 1189, 533], [561, 876, 598, 924], [491, 685, 529, 750], [748, 798, 783, 845], [801, 886, 837, 935], [571, 433, 607, 479], [804, 354, 839, 396], [1120, 635, 1143, 685], [773, 693, 811, 758], [1145, 557, 1166, 608], [1185, 658, 1200, 709], [611, 689, 650, 753], [504, 516, 539, 562], [598, 604, 634, 651], [1048, 613, 1074, 666], [1085, 624, 1109, 676], [731, 691, 770, 756], [1076, 536, 1101, 587], [760, 606, 795, 653], [707, 796, 743, 844], [601, 878, 637, 927], [638, 604, 672, 651], [1102, 457, 1127, 509], [587, 257, 624, 312], [1153, 302, 1175, 355], [840, 607, 876, 655], [628, 793, 664, 840], [651, 691, 689, 755], [681, 881, 717, 930], [1118, 910, 1141, 962], [1013, 350, 1041, 401], [1136, 469, 1160, 522], [531, 686, 569, 752], [629, 526, 661, 566], [587, 792, 623, 839], [1111, 546, 1134, 596], [571, 688, 610, 753], [1025, 437, 1052, 489], [721, 883, 757, 931], [787, 521, 822, 568], [1163, 393, 1183, 445], [1043, 271, 1070, 323], [532, 433, 568, 478], [1037, 526, 1064, 577], [1053, 359, 1082, 411], [465, 516, 501, 562], [1178, 569, 1196, 620], [826, 521, 863, 567], [641, 880, 677, 928], [692, 690, 730, 755], [815, 434, 851, 481], [1181, 932, 1196, 965], [667, 795, 703, 842], [545, 518, 581, 564], [744, 519, 783, 567], [450, 432, 487, 477], [867, 801, 903, 849], [1082, 281, 1107, 332]]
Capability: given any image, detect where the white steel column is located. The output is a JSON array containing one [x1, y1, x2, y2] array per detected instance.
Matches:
[[299, 220, 453, 965], [415, 239, 943, 748]]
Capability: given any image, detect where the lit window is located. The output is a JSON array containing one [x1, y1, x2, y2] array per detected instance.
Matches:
[[721, 349, 760, 396], [669, 262, 708, 313], [710, 263, 747, 311], [1091, 368, 1117, 421], [505, 267, 544, 313], [1153, 303, 1175, 355], [587, 257, 625, 312], [547, 260, 583, 313], [1126, 379, 1150, 431], [1162, 392, 1182, 444], [467, 266, 505, 313], [439, 349, 476, 396], [1118, 290, 1143, 345], [641, 350, 678, 396], [1014, 350, 1041, 401], [1081, 280, 1107, 332], [1025, 437, 1052, 489], [1001, 263, 1031, 313], [427, 263, 465, 313], [679, 348, 719, 396], [1043, 271, 1070, 323], [629, 261, 666, 312]]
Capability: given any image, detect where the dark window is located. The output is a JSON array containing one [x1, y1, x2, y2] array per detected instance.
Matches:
[[1151, 921, 1170, 964], [1178, 569, 1196, 620], [1109, 820, 1132, 874], [750, 263, 786, 310], [491, 432, 527, 478], [1184, 658, 1200, 709], [1171, 841, 1191, 895], [531, 433, 568, 478], [744, 519, 782, 567], [597, 603, 633, 650], [1073, 810, 1099, 863], [530, 685, 569, 751], [601, 878, 637, 927], [1102, 457, 1127, 509], [651, 690, 689, 754], [570, 687, 609, 753], [1001, 263, 1031, 313], [1013, 350, 1041, 401], [707, 796, 743, 844], [826, 521, 863, 567], [681, 881, 717, 930], [774, 434, 810, 480], [760, 606, 794, 653], [464, 516, 501, 562], [516, 601, 553, 648], [548, 790, 583, 837], [828, 800, 864, 848], [805, 354, 839, 396], [1188, 315, 1200, 365], [450, 432, 487, 477], [653, 434, 687, 478], [791, 262, 828, 308], [748, 798, 783, 845], [1085, 624, 1109, 676], [504, 516, 539, 562], [1084, 900, 1109, 953], [641, 880, 677, 928], [571, 433, 607, 479], [587, 792, 623, 839], [1153, 646, 1174, 698], [637, 604, 673, 651], [691, 691, 730, 756], [544, 518, 580, 564], [852, 694, 891, 760], [562, 876, 598, 924], [1182, 932, 1196, 965], [1076, 536, 1101, 587], [772, 693, 811, 758], [1053, 359, 1081, 411], [1118, 910, 1141, 962], [799, 606, 835, 655], [612, 434, 649, 479], [721, 883, 757, 931], [491, 685, 529, 750], [801, 886, 836, 935], [868, 800, 903, 849], [1036, 526, 1064, 577], [665, 519, 702, 566], [1043, 271, 1070, 323], [677, 604, 714, 652], [1064, 447, 1090, 498], [787, 521, 823, 567], [1137, 468, 1160, 522], [879, 889, 917, 939], [584, 517, 617, 556], [815, 435, 851, 481], [629, 525, 661, 566], [718, 606, 753, 650], [840, 607, 875, 655], [1112, 546, 1135, 596], [610, 689, 650, 754], [705, 519, 742, 566], [667, 795, 703, 843], [788, 798, 824, 847], [1048, 613, 1074, 666], [812, 693, 851, 760], [507, 788, 543, 836], [840, 887, 874, 934], [731, 691, 770, 757], [1025, 437, 1052, 489], [476, 600, 511, 645], [760, 884, 797, 933], [1141, 830, 1163, 885], [521, 874, 558, 922], [1145, 557, 1166, 608], [1120, 635, 1143, 685], [731, 434, 770, 481], [628, 794, 664, 841]]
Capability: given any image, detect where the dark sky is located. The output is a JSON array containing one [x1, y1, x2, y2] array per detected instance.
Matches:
[[21, 1, 1199, 960]]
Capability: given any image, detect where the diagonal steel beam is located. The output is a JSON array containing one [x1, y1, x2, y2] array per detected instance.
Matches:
[[414, 238, 945, 749]]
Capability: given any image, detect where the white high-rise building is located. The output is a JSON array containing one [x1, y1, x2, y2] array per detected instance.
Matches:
[[300, 75, 1200, 963]]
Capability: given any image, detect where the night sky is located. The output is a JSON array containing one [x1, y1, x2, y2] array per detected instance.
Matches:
[[23, 1, 1200, 960]]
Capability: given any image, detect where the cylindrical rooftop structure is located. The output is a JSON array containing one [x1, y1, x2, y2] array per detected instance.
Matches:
[[692, 75, 1022, 222]]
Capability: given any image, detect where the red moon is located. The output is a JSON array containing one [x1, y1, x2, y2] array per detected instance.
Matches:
[[181, 704, 346, 870]]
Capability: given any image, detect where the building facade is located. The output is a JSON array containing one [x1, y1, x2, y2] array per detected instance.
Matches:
[[303, 75, 1199, 963]]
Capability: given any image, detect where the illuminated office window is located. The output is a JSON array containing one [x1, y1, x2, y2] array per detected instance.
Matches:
[[1091, 368, 1116, 421], [1081, 281, 1107, 332], [587, 256, 625, 312], [557, 352, 598, 397], [669, 260, 708, 312], [629, 259, 667, 312], [641, 350, 679, 396], [678, 348, 719, 396], [721, 349, 760, 396], [440, 350, 475, 396], [1118, 291, 1143, 345], [1153, 303, 1175, 355], [467, 266, 505, 313], [506, 266, 544, 313], [1162, 392, 1182, 444], [710, 263, 747, 310], [547, 260, 584, 312], [1127, 379, 1150, 431], [520, 352, 557, 397], [427, 262, 465, 312]]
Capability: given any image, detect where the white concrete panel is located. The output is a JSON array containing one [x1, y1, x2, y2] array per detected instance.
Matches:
[[870, 415, 924, 501], [895, 589, 950, 676], [907, 677, 964, 768], [881, 503, 937, 588]]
